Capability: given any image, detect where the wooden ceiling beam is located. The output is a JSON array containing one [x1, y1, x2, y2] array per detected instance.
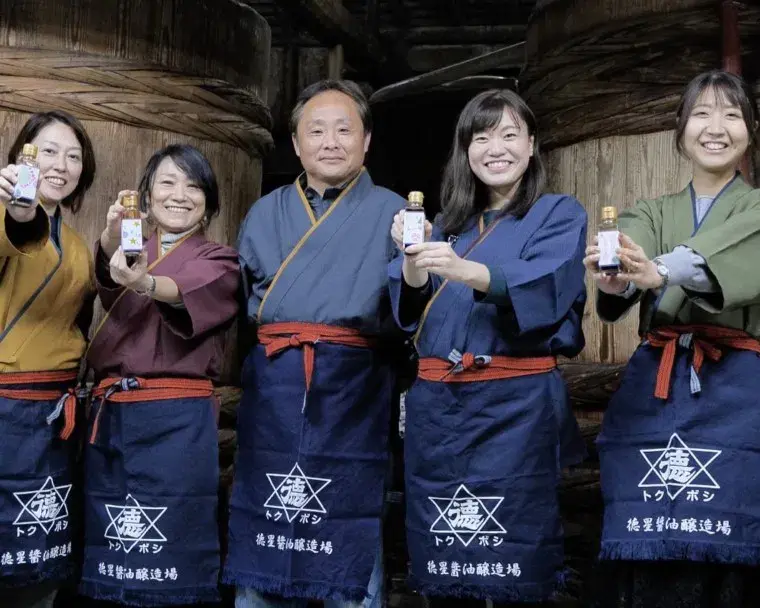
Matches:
[[276, 0, 409, 80], [370, 42, 525, 104], [381, 25, 526, 46]]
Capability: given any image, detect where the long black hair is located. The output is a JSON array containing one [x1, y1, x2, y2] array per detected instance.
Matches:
[[439, 89, 546, 235]]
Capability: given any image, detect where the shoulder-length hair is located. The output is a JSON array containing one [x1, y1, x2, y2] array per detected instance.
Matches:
[[8, 110, 96, 214], [675, 70, 758, 161], [137, 144, 220, 224], [439, 89, 546, 235]]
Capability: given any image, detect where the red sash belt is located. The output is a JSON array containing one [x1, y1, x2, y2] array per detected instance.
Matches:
[[257, 322, 375, 394], [89, 376, 213, 444], [645, 324, 760, 400], [418, 352, 557, 383], [0, 370, 79, 440]]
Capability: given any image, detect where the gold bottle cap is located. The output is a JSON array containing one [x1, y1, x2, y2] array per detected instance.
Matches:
[[22, 143, 38, 158], [601, 206, 618, 220], [408, 191, 424, 207], [122, 192, 139, 208]]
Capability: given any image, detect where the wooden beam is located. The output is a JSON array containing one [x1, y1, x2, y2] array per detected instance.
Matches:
[[370, 43, 525, 104], [276, 0, 408, 79], [380, 25, 526, 46], [327, 44, 344, 79]]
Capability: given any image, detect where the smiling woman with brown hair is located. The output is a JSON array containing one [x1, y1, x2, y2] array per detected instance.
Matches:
[[586, 70, 760, 608], [0, 110, 96, 608], [78, 143, 240, 606]]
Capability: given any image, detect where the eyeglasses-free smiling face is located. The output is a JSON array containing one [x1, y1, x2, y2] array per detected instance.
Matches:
[[148, 157, 206, 234], [30, 121, 83, 206], [292, 90, 370, 193], [682, 87, 750, 176], [467, 108, 534, 201]]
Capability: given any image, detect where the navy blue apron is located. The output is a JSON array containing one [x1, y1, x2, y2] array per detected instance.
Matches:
[[79, 380, 220, 606], [404, 371, 570, 603], [599, 328, 760, 565], [0, 372, 79, 588], [224, 342, 392, 602]]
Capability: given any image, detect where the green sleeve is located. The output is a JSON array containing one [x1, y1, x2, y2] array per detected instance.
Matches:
[[618, 196, 663, 259], [682, 189, 760, 312]]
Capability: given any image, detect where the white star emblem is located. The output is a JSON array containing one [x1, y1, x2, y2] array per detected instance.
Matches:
[[264, 463, 331, 523], [13, 477, 71, 534], [429, 484, 507, 547], [639, 433, 721, 500], [104, 495, 167, 553]]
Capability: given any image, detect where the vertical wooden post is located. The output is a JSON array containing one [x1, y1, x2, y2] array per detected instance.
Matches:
[[328, 44, 344, 79], [327, 0, 345, 80], [721, 0, 751, 182]]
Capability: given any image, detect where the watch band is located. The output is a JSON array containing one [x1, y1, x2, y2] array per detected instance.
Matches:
[[653, 258, 669, 288], [134, 274, 156, 297]]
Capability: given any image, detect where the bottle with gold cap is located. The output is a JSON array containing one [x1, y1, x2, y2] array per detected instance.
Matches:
[[11, 143, 40, 207], [120, 192, 143, 260], [403, 191, 425, 248], [598, 205, 620, 275]]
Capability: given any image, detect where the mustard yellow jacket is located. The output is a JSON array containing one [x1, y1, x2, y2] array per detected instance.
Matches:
[[0, 205, 94, 372]]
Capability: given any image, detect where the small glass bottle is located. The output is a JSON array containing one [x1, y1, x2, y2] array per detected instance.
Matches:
[[120, 193, 143, 260], [403, 191, 425, 248], [11, 143, 40, 207], [598, 206, 621, 275]]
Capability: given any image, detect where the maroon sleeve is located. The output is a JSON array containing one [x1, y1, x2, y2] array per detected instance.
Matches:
[[156, 243, 241, 339], [93, 241, 125, 311]]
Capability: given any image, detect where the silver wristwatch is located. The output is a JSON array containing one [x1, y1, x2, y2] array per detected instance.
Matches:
[[653, 258, 670, 288], [135, 274, 157, 297]]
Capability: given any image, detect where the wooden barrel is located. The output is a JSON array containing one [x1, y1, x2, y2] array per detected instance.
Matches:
[[522, 0, 760, 364], [0, 0, 273, 381]]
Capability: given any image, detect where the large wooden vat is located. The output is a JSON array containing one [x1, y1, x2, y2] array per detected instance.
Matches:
[[0, 0, 273, 380], [522, 0, 760, 364]]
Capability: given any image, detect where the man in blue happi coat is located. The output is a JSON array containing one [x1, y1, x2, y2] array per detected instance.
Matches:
[[224, 79, 405, 608]]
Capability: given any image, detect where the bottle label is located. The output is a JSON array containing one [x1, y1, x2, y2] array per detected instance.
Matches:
[[598, 229, 620, 268], [13, 164, 39, 205], [403, 209, 425, 247], [121, 219, 143, 254]]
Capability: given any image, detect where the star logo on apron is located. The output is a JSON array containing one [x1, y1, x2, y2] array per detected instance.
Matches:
[[639, 433, 721, 500], [264, 463, 331, 523], [429, 484, 507, 547], [104, 495, 167, 553], [13, 477, 71, 534]]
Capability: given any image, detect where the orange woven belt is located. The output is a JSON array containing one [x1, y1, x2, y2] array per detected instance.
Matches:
[[645, 324, 760, 400], [257, 322, 374, 395], [89, 376, 213, 444], [418, 351, 557, 383], [0, 370, 80, 440]]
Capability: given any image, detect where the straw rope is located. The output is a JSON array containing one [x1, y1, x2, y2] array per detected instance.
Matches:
[[0, 48, 273, 156], [521, 2, 760, 149]]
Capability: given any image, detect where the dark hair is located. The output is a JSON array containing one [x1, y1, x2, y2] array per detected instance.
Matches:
[[675, 70, 758, 159], [289, 79, 372, 135], [439, 89, 546, 235], [8, 110, 96, 214], [138, 144, 220, 224]]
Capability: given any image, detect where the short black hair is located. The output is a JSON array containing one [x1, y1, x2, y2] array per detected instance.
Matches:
[[137, 144, 220, 223], [289, 79, 372, 135], [8, 110, 96, 214]]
